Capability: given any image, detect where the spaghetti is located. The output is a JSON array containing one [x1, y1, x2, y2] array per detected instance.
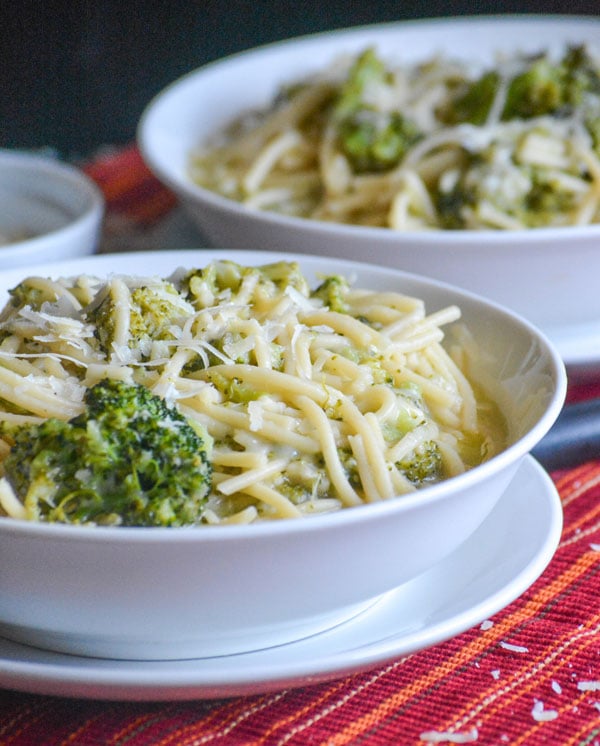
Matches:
[[190, 45, 600, 231], [0, 260, 503, 525]]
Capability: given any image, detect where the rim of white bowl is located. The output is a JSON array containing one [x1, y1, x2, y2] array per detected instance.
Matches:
[[0, 149, 104, 260], [0, 248, 568, 543], [137, 13, 600, 249]]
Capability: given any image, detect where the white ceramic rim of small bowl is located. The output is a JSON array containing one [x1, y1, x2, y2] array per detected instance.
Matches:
[[0, 149, 104, 261], [137, 13, 600, 250], [0, 249, 568, 544]]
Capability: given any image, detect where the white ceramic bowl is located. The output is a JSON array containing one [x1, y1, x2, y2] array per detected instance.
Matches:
[[138, 15, 600, 379], [0, 149, 104, 269], [0, 249, 566, 661]]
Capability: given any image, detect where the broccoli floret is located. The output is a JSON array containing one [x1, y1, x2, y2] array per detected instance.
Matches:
[[1, 276, 93, 320], [128, 285, 188, 342], [337, 112, 421, 173], [380, 384, 433, 443], [0, 278, 60, 342], [442, 46, 600, 126], [257, 261, 310, 294], [503, 57, 565, 120], [336, 48, 388, 120], [442, 59, 566, 125], [5, 279, 49, 313], [561, 45, 600, 105], [380, 386, 444, 486], [586, 116, 600, 157], [334, 48, 421, 173], [85, 279, 191, 359], [523, 173, 577, 225], [183, 260, 310, 308], [207, 372, 262, 403], [183, 260, 245, 302], [435, 180, 476, 229], [0, 379, 212, 527], [337, 447, 361, 490], [311, 275, 350, 313], [441, 71, 500, 126], [561, 46, 600, 153], [501, 46, 600, 121], [397, 441, 443, 486]]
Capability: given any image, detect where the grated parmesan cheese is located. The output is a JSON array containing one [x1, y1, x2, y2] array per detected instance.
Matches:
[[420, 728, 478, 744], [531, 699, 558, 722], [499, 641, 529, 654], [0, 261, 504, 525], [577, 681, 600, 692]]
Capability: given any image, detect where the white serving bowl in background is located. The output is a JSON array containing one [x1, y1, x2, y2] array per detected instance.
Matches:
[[137, 15, 600, 379], [0, 149, 104, 269], [0, 249, 566, 661]]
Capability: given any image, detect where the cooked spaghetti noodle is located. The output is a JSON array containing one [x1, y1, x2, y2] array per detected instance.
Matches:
[[190, 45, 600, 231], [0, 260, 503, 525]]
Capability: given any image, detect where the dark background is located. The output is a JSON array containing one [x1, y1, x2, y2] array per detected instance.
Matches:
[[2, 1, 599, 159]]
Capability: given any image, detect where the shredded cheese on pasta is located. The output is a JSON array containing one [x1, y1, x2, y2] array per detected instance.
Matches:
[[0, 261, 503, 524]]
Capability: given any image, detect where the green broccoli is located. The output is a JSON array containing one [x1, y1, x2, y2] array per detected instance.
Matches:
[[440, 71, 500, 126], [442, 58, 568, 125], [182, 260, 310, 308], [334, 48, 421, 173], [586, 116, 600, 157], [397, 441, 443, 486], [560, 46, 600, 154], [442, 46, 600, 126], [503, 57, 565, 120], [335, 48, 388, 120], [435, 179, 476, 229], [310, 275, 350, 313], [560, 45, 600, 105], [382, 386, 445, 486], [183, 260, 245, 302], [0, 378, 212, 526], [1, 275, 92, 319], [0, 278, 60, 343], [85, 279, 192, 359], [257, 261, 310, 294], [523, 172, 578, 225], [337, 447, 361, 490], [129, 284, 189, 341], [4, 279, 49, 314], [206, 372, 262, 403]]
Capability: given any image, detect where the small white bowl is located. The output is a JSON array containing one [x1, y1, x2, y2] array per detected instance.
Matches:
[[0, 249, 566, 661], [137, 15, 600, 378], [0, 149, 104, 269]]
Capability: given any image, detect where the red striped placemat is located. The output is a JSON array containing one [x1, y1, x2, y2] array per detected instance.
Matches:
[[83, 144, 177, 226]]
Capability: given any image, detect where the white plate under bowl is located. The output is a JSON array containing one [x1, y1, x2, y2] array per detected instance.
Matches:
[[0, 456, 561, 701]]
